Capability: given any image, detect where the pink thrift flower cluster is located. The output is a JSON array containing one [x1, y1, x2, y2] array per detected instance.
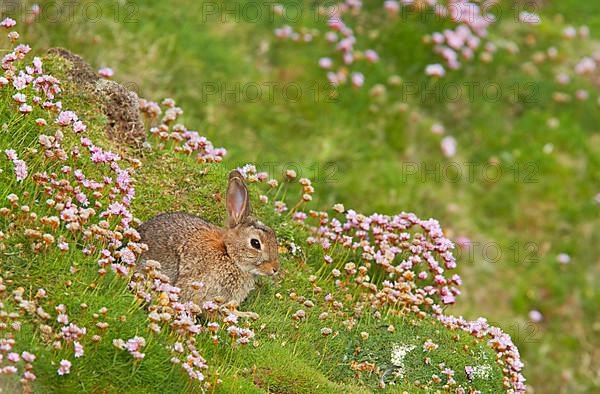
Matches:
[[4, 149, 28, 181], [548, 31, 600, 106], [98, 67, 114, 79], [304, 209, 461, 311], [272, 1, 378, 88], [124, 336, 146, 359], [0, 32, 61, 114], [425, 0, 495, 71], [55, 110, 86, 133], [267, 0, 549, 85], [269, 0, 532, 85], [436, 314, 526, 392], [129, 261, 254, 383], [0, 287, 38, 383], [57, 359, 71, 376], [236, 164, 314, 217], [140, 98, 227, 163], [61, 322, 87, 343]]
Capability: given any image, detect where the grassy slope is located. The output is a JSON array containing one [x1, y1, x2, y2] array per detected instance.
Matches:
[[0, 54, 505, 393], [10, 0, 600, 391]]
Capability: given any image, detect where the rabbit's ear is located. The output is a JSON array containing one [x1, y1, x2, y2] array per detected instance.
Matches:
[[226, 170, 251, 228]]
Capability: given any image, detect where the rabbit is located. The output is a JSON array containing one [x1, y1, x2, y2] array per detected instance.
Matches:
[[137, 170, 280, 319]]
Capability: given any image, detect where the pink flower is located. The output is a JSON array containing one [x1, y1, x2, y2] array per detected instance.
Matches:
[[23, 371, 36, 381], [320, 327, 333, 336], [202, 301, 218, 311], [74, 341, 84, 358], [33, 75, 62, 99], [563, 26, 577, 39], [425, 63, 446, 77], [319, 57, 333, 69], [13, 72, 30, 90], [442, 367, 455, 377], [528, 310, 543, 323], [336, 37, 355, 53], [465, 365, 474, 380], [328, 18, 344, 31], [364, 49, 379, 63], [292, 309, 306, 320], [555, 73, 570, 85], [441, 136, 457, 158], [442, 293, 456, 304], [7, 352, 20, 362], [61, 323, 86, 342], [431, 123, 445, 135], [119, 248, 136, 265], [274, 25, 293, 39], [383, 1, 400, 16], [326, 72, 340, 86], [98, 67, 114, 78], [423, 339, 439, 352], [575, 90, 589, 101], [21, 352, 36, 363], [293, 212, 307, 222], [556, 253, 571, 264], [12, 93, 27, 103], [56, 111, 78, 126], [223, 314, 238, 324], [125, 336, 146, 359], [351, 72, 364, 88], [0, 18, 16, 28], [111, 263, 129, 276], [274, 201, 287, 214], [19, 104, 33, 114], [2, 366, 17, 374], [5, 151, 29, 181], [432, 32, 445, 44], [113, 339, 126, 350], [32, 57, 43, 74], [57, 359, 72, 375], [73, 120, 87, 133], [4, 149, 17, 161]]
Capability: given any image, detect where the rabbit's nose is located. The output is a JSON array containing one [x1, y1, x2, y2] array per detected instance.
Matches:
[[271, 266, 278, 275]]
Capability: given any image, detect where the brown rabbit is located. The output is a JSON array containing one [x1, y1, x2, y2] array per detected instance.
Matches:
[[137, 170, 279, 318]]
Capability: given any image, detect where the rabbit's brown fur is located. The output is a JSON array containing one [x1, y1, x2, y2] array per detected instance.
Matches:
[[137, 171, 279, 310]]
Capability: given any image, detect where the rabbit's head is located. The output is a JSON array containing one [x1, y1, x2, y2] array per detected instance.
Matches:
[[222, 170, 280, 276]]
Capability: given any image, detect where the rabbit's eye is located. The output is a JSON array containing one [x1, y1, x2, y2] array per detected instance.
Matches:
[[250, 238, 261, 250]]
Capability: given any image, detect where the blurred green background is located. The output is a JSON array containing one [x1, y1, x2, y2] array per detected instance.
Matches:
[[12, 0, 599, 392]]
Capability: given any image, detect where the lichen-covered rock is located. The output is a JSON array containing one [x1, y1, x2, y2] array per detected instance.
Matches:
[[48, 47, 145, 144], [94, 78, 146, 144], [47, 47, 99, 87]]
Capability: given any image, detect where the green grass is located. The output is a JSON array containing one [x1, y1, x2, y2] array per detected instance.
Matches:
[[4, 0, 600, 392]]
